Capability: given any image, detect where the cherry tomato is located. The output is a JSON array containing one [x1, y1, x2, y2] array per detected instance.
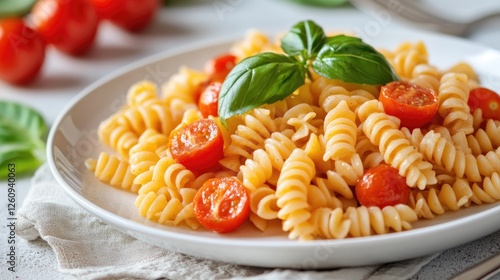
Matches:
[[32, 0, 99, 56], [205, 53, 237, 82], [195, 54, 237, 103], [468, 87, 500, 121], [379, 81, 438, 130], [198, 81, 221, 118], [355, 164, 411, 208], [194, 177, 251, 233], [169, 118, 224, 171], [0, 18, 45, 84], [90, 0, 159, 32]]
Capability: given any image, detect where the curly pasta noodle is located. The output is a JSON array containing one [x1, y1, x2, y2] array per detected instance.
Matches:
[[323, 100, 357, 162], [86, 152, 139, 193], [418, 130, 481, 182], [281, 103, 323, 143], [409, 64, 441, 92], [98, 114, 138, 158], [161, 66, 207, 106], [276, 148, 316, 240], [127, 80, 161, 108], [438, 72, 474, 135], [390, 41, 428, 79], [410, 179, 473, 218], [220, 108, 277, 171], [311, 204, 417, 239], [135, 189, 199, 229], [361, 107, 437, 189], [466, 119, 500, 156], [240, 131, 296, 192]]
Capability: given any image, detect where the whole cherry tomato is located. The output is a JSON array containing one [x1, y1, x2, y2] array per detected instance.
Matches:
[[195, 54, 237, 103], [468, 87, 500, 121], [194, 177, 251, 233], [169, 118, 224, 171], [90, 0, 159, 32], [379, 81, 438, 130], [205, 54, 237, 82], [198, 81, 221, 118], [355, 164, 411, 208], [31, 0, 99, 55], [0, 18, 45, 84]]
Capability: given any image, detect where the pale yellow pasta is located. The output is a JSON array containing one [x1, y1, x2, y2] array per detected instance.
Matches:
[[240, 131, 296, 192], [323, 100, 357, 162], [98, 114, 138, 158], [276, 148, 316, 240], [281, 103, 322, 143], [127, 80, 161, 107], [418, 130, 481, 182], [389, 41, 428, 79], [410, 179, 473, 219], [466, 119, 500, 156], [438, 72, 474, 135], [361, 105, 437, 189], [86, 152, 139, 193], [161, 66, 207, 106], [409, 64, 441, 92]]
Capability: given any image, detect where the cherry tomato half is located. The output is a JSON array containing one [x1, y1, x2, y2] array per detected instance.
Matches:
[[379, 81, 438, 130], [194, 177, 251, 233], [32, 0, 99, 55], [355, 164, 411, 208], [198, 81, 221, 118], [468, 87, 500, 121], [169, 118, 224, 171], [0, 18, 45, 84], [90, 0, 159, 32], [205, 53, 237, 82]]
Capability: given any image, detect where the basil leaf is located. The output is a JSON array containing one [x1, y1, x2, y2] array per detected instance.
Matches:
[[281, 20, 326, 60], [218, 53, 306, 124], [0, 0, 37, 19], [0, 101, 47, 178], [312, 34, 400, 85]]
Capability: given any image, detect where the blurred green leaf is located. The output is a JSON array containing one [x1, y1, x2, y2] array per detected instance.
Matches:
[[0, 101, 47, 179], [0, 0, 37, 19]]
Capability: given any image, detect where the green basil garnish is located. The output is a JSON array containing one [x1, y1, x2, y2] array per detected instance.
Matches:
[[281, 20, 326, 60], [218, 20, 400, 125], [218, 53, 306, 125], [312, 35, 400, 85], [0, 101, 47, 178]]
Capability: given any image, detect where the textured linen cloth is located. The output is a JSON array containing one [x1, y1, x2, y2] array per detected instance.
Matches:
[[16, 164, 499, 280]]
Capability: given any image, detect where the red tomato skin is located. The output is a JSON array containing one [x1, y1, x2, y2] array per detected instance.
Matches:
[[468, 87, 500, 121], [379, 81, 438, 130], [355, 164, 411, 208], [205, 54, 237, 81], [198, 82, 221, 118], [0, 18, 46, 84], [194, 177, 251, 233], [90, 0, 159, 32], [32, 0, 99, 56], [169, 119, 224, 171]]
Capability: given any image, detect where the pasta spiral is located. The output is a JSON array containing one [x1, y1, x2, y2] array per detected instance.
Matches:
[[86, 152, 139, 193], [437, 73, 474, 135], [276, 148, 316, 240], [362, 110, 437, 189]]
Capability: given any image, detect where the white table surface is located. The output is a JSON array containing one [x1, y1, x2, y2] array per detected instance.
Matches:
[[2, 0, 500, 279]]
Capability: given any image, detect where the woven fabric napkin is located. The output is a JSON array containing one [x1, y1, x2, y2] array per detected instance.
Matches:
[[17, 163, 473, 280]]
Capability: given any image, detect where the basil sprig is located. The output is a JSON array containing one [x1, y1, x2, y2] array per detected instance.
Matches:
[[218, 20, 399, 125]]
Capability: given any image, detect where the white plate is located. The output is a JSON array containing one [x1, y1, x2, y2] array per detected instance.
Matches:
[[47, 30, 500, 269]]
